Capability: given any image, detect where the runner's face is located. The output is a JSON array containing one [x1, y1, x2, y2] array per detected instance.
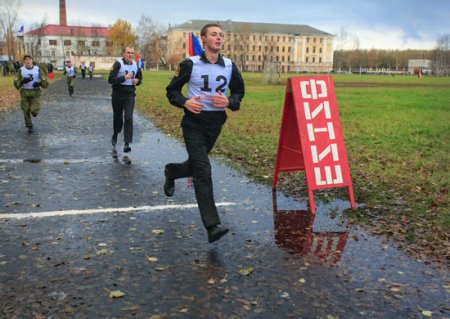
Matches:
[[24, 57, 33, 67], [123, 48, 134, 63], [203, 27, 224, 53]]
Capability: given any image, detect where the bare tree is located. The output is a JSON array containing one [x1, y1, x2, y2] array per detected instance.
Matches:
[[136, 15, 165, 69], [0, 0, 22, 61], [433, 34, 449, 76], [335, 26, 348, 72]]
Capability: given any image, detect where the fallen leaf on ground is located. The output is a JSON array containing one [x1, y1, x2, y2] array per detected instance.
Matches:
[[109, 290, 126, 298], [239, 266, 254, 276]]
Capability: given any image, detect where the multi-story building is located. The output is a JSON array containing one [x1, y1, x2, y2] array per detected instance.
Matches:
[[23, 25, 111, 68], [167, 19, 334, 73], [19, 0, 118, 69]]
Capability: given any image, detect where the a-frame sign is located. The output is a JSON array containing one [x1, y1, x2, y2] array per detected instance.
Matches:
[[272, 76, 355, 214]]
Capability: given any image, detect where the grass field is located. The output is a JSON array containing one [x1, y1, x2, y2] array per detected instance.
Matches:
[[135, 71, 449, 264]]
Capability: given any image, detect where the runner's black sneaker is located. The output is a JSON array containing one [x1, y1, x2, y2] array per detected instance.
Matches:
[[207, 225, 229, 243], [163, 167, 175, 197], [123, 143, 131, 153]]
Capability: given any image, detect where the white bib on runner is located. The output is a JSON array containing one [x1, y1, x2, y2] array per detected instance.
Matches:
[[188, 56, 232, 111]]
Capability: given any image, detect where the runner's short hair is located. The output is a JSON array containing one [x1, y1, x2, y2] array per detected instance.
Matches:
[[200, 23, 222, 37]]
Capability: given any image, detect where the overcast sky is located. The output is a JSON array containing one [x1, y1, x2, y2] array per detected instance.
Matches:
[[16, 0, 450, 50]]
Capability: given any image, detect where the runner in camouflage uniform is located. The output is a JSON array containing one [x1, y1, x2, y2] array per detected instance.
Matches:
[[13, 55, 49, 133]]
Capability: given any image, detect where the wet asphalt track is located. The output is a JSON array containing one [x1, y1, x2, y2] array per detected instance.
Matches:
[[0, 76, 448, 318]]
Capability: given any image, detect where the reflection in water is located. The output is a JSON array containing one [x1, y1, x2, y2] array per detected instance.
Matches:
[[273, 191, 348, 265]]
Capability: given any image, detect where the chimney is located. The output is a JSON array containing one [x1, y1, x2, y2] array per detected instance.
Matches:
[[60, 0, 67, 26]]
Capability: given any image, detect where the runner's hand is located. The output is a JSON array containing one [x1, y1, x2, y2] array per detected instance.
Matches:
[[184, 96, 203, 114], [210, 91, 229, 108]]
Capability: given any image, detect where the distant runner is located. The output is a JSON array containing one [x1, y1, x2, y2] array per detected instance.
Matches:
[[13, 54, 49, 133]]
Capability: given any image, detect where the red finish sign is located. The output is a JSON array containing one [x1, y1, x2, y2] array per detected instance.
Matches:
[[273, 76, 355, 213]]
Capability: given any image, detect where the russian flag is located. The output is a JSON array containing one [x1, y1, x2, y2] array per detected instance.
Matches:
[[18, 24, 24, 33], [188, 32, 203, 56]]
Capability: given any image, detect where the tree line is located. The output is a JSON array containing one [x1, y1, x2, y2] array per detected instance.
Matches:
[[333, 35, 449, 75]]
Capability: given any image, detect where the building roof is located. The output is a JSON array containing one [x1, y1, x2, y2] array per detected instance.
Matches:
[[172, 19, 332, 36], [26, 24, 109, 37]]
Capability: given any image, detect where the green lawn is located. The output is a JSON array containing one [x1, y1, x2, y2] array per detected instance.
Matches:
[[135, 71, 449, 260]]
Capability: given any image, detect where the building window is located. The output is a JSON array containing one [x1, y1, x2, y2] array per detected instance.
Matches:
[[49, 39, 57, 45], [276, 56, 279, 62], [106, 41, 112, 47], [276, 46, 279, 52], [270, 46, 273, 52], [313, 57, 316, 63], [252, 55, 255, 61], [319, 57, 322, 63], [306, 47, 309, 53], [66, 51, 70, 57], [320, 48, 322, 53], [51, 51, 55, 57], [259, 45, 261, 51], [258, 55, 261, 61], [320, 38, 323, 43], [306, 57, 309, 63], [282, 56, 285, 62], [246, 55, 249, 61], [282, 46, 285, 52], [283, 36, 285, 42], [288, 56, 290, 62], [313, 38, 316, 43], [183, 42, 186, 49], [64, 40, 71, 46], [92, 40, 100, 47], [277, 36, 280, 41], [78, 40, 85, 46], [313, 47, 316, 53], [307, 37, 309, 43], [37, 39, 41, 45], [252, 45, 255, 51], [288, 47, 291, 52]]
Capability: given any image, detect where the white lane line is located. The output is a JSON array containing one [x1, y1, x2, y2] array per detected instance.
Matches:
[[0, 158, 107, 164], [0, 202, 236, 219]]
